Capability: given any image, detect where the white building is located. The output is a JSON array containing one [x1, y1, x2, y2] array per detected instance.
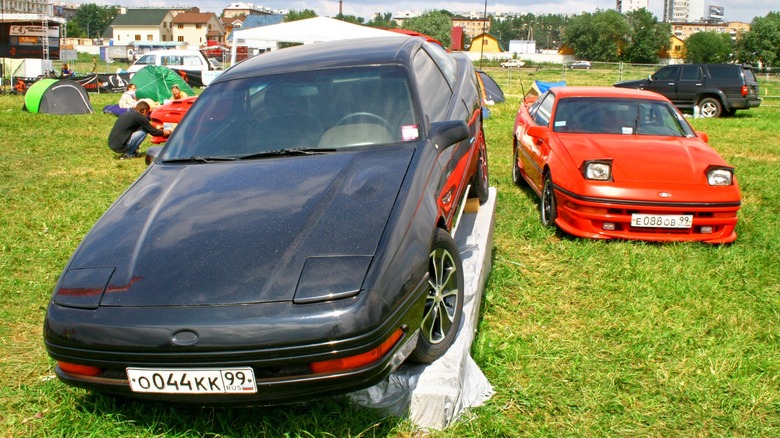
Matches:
[[663, 0, 709, 22], [618, 0, 649, 14]]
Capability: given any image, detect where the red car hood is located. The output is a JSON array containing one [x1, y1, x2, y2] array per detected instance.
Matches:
[[556, 133, 727, 184]]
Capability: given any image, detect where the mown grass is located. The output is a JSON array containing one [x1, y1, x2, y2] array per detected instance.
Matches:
[[1, 66, 779, 436]]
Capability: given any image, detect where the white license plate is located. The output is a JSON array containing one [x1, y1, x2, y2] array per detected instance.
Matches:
[[163, 122, 177, 131], [126, 367, 256, 394], [631, 214, 693, 229]]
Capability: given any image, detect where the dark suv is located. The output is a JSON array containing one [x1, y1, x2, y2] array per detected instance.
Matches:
[[614, 64, 761, 118]]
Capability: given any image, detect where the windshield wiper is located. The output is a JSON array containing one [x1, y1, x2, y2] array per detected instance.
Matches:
[[236, 148, 336, 161], [161, 156, 238, 164]]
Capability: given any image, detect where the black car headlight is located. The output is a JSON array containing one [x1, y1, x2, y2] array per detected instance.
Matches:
[[52, 267, 115, 309], [706, 166, 734, 186], [582, 159, 613, 181], [293, 256, 372, 304]]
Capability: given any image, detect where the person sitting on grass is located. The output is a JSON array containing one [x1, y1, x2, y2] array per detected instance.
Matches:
[[119, 83, 159, 110], [118, 84, 139, 109], [108, 101, 171, 160], [61, 63, 74, 78]]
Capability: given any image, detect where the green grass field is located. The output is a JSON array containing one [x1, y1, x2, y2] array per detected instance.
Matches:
[[1, 66, 778, 437]]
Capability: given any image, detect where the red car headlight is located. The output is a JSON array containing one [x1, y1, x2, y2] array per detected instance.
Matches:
[[706, 166, 734, 186], [582, 159, 612, 181]]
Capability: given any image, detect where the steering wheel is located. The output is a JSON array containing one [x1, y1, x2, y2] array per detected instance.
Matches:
[[335, 112, 393, 133]]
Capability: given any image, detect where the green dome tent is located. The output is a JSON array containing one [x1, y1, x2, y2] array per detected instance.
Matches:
[[23, 79, 93, 114], [131, 66, 195, 103]]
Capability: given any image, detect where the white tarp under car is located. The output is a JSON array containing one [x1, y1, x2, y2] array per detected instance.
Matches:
[[349, 189, 497, 429]]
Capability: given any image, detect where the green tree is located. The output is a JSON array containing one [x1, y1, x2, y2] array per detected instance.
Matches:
[[684, 31, 733, 63], [336, 14, 364, 24], [285, 9, 317, 22], [69, 4, 117, 39], [564, 10, 629, 62], [623, 8, 671, 63], [366, 12, 398, 28], [402, 11, 452, 48], [736, 12, 780, 66]]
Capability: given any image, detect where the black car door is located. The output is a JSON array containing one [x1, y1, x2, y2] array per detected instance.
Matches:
[[676, 65, 704, 106], [645, 66, 680, 103]]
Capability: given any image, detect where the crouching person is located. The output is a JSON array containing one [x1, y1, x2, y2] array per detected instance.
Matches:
[[108, 101, 170, 159]]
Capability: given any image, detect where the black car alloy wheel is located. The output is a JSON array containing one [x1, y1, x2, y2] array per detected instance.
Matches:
[[409, 228, 464, 363], [541, 172, 558, 227], [512, 145, 524, 187], [473, 140, 490, 204]]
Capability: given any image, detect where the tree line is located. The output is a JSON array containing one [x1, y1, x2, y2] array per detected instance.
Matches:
[[67, 5, 780, 67]]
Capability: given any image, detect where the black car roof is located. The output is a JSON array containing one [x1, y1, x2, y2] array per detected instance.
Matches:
[[216, 36, 420, 82]]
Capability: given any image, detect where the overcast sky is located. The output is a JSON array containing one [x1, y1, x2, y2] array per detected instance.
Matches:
[[89, 0, 777, 24]]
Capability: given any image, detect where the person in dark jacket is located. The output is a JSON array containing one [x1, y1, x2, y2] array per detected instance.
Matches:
[[108, 101, 170, 159]]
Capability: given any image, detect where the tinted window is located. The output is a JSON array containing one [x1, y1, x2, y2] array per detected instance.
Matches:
[[744, 68, 757, 83], [423, 42, 457, 87], [532, 93, 554, 126], [160, 65, 418, 160], [552, 97, 695, 137], [413, 50, 452, 122], [680, 66, 703, 80], [707, 64, 740, 80], [652, 66, 679, 81]]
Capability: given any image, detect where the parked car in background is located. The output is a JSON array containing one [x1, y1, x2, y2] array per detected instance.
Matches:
[[127, 49, 217, 74], [148, 96, 198, 144], [208, 57, 223, 70], [501, 59, 525, 68], [614, 63, 761, 118], [570, 61, 592, 70], [512, 86, 740, 243], [44, 36, 490, 405]]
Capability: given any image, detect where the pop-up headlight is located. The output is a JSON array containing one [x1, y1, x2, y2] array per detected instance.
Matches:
[[293, 256, 372, 304], [582, 159, 613, 181], [706, 166, 734, 186]]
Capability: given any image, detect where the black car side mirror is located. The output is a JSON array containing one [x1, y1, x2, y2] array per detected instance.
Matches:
[[429, 120, 469, 150], [145, 146, 162, 166]]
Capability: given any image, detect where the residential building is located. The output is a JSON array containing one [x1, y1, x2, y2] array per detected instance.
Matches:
[[617, 0, 649, 14], [670, 20, 750, 41], [51, 3, 78, 21], [107, 8, 176, 45], [451, 16, 490, 39], [468, 33, 502, 53], [223, 2, 278, 19], [2, 0, 49, 14], [171, 11, 225, 47], [664, 0, 707, 22], [660, 35, 686, 61]]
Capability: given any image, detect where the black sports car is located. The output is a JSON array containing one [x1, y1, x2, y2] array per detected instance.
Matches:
[[44, 36, 490, 404]]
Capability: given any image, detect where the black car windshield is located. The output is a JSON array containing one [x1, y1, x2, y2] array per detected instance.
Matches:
[[160, 65, 419, 161], [552, 97, 695, 137]]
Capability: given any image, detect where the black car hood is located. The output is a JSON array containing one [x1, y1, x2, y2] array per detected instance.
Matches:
[[613, 79, 647, 89], [64, 146, 415, 307]]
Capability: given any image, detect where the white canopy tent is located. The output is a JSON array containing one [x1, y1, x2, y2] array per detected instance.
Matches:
[[230, 17, 405, 64]]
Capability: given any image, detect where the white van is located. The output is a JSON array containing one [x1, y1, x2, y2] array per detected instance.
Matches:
[[127, 49, 214, 74]]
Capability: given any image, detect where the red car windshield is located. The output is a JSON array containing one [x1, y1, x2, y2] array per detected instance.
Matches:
[[552, 97, 695, 137]]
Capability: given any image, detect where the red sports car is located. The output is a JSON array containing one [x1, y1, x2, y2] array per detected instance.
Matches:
[[512, 86, 740, 243], [149, 96, 198, 143]]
